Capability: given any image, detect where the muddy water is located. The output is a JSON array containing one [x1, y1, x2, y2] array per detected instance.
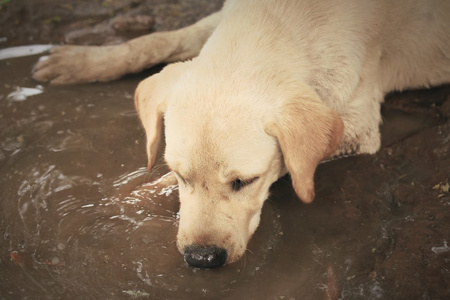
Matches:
[[0, 54, 292, 299], [1, 1, 450, 298], [1, 51, 449, 299]]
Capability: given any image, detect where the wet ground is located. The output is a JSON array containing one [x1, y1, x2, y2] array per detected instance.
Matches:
[[1, 0, 449, 299]]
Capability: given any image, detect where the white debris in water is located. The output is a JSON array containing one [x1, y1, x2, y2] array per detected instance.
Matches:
[[7, 85, 44, 101], [57, 243, 66, 250], [0, 44, 53, 60], [81, 204, 94, 208], [51, 257, 60, 265], [431, 240, 449, 254]]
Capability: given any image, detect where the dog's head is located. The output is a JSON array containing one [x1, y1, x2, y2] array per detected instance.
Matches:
[[135, 62, 343, 268]]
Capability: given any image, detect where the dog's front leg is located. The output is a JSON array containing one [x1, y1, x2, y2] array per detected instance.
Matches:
[[334, 86, 384, 156], [32, 12, 222, 85]]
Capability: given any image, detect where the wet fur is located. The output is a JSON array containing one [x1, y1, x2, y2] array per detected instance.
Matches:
[[34, 0, 450, 264]]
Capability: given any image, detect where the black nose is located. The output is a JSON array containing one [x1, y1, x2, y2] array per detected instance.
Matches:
[[183, 245, 228, 268]]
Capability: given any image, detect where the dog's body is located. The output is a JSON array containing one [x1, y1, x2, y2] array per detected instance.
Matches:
[[34, 0, 450, 267]]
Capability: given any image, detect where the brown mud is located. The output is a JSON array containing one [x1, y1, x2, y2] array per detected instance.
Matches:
[[0, 0, 449, 299]]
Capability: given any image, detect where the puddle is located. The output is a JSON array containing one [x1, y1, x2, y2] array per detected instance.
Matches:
[[1, 1, 449, 299], [0, 54, 285, 299], [1, 52, 448, 299], [381, 109, 436, 146]]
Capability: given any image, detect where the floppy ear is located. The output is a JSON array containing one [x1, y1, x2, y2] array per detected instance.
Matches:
[[265, 84, 343, 203], [134, 63, 185, 170]]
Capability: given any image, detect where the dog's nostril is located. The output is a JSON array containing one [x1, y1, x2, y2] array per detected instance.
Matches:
[[184, 245, 227, 268]]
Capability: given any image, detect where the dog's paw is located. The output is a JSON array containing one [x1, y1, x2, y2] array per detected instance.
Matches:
[[32, 45, 126, 85], [334, 130, 381, 158]]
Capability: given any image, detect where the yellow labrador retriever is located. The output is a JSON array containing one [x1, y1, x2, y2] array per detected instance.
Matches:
[[34, 0, 450, 268]]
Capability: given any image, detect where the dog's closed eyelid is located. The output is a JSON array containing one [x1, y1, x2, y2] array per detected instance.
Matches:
[[231, 177, 260, 191]]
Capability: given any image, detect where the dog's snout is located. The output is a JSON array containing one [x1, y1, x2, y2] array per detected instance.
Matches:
[[184, 245, 227, 268]]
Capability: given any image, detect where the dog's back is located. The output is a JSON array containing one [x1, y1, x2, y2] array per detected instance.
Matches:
[[217, 0, 450, 102]]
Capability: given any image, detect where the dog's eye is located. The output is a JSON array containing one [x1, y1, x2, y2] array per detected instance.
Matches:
[[231, 177, 259, 192]]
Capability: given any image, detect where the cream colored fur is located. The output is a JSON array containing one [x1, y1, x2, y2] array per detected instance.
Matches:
[[34, 0, 450, 265]]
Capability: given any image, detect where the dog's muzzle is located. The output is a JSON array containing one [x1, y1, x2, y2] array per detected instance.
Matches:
[[184, 245, 227, 268]]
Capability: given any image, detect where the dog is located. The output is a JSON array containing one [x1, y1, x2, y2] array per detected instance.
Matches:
[[33, 0, 450, 268]]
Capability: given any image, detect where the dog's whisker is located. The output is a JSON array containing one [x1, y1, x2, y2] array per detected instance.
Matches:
[[141, 163, 172, 184], [143, 163, 165, 177], [239, 251, 247, 271]]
